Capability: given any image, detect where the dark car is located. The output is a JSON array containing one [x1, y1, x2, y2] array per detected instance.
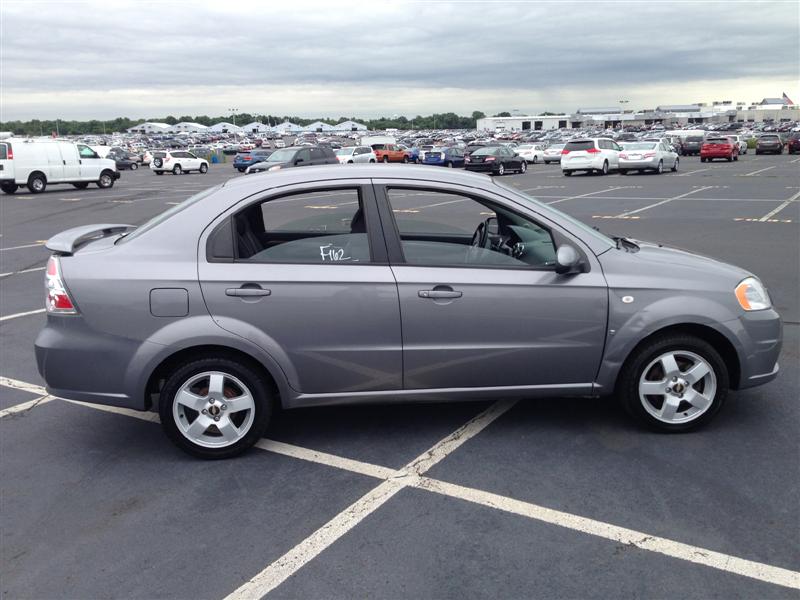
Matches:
[[755, 134, 783, 155], [245, 146, 338, 173], [107, 149, 139, 171], [233, 149, 274, 172], [422, 147, 465, 168], [787, 133, 800, 155], [464, 145, 527, 175], [681, 136, 704, 156]]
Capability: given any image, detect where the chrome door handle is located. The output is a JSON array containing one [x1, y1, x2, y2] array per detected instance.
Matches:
[[418, 289, 462, 299], [226, 287, 271, 297]]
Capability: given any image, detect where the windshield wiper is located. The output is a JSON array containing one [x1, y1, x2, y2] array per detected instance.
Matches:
[[612, 236, 640, 252]]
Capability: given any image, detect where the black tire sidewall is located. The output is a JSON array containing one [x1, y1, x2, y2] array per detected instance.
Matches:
[[158, 357, 273, 459], [618, 334, 729, 432]]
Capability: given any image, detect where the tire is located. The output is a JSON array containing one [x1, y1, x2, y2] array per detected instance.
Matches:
[[446, 161, 453, 168], [153, 158, 163, 168], [671, 158, 679, 172], [1, 182, 18, 194], [237, 167, 246, 172], [727, 155, 733, 162], [617, 333, 728, 432], [155, 171, 164, 176], [619, 169, 628, 175], [563, 170, 572, 176], [496, 164, 505, 176], [97, 171, 115, 189], [519, 161, 527, 173], [199, 163, 208, 174], [600, 160, 609, 175], [72, 182, 89, 189], [532, 155, 538, 164], [700, 157, 706, 163], [755, 150, 761, 155], [130, 163, 138, 170], [158, 356, 273, 459], [369, 159, 376, 163], [173, 164, 182, 175], [382, 156, 389, 163], [27, 172, 47, 194], [403, 156, 409, 163], [656, 160, 663, 174], [733, 154, 738, 162]]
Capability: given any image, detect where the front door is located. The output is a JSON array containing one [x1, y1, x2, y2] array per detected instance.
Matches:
[[199, 182, 402, 395], [377, 184, 608, 391]]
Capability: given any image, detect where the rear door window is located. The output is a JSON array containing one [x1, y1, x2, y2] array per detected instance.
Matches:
[[565, 141, 594, 152], [0, 144, 7, 160]]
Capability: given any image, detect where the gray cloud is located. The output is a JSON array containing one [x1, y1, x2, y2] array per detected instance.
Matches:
[[1, 1, 798, 119]]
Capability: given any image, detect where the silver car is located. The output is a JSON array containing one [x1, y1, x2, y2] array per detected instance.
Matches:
[[336, 146, 377, 164], [619, 141, 679, 175], [36, 166, 782, 458]]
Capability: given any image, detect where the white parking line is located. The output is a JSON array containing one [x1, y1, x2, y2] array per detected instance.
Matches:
[[790, 157, 800, 164], [614, 186, 714, 218], [0, 395, 55, 419], [0, 266, 46, 279], [546, 186, 625, 205], [0, 308, 46, 322], [741, 165, 777, 177], [758, 191, 800, 222], [0, 376, 47, 396], [0, 242, 45, 252], [3, 379, 799, 592], [226, 399, 517, 599], [676, 167, 711, 177]]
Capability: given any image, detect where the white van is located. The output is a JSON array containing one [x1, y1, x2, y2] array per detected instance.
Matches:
[[0, 139, 120, 194]]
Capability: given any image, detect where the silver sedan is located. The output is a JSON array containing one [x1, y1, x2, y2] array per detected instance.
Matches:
[[619, 141, 679, 174]]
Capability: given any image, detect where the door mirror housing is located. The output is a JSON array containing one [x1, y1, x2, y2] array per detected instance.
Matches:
[[555, 244, 582, 275]]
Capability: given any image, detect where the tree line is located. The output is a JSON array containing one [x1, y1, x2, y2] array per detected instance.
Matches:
[[0, 111, 497, 135]]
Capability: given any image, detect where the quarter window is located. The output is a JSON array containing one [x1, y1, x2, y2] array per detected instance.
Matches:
[[234, 189, 370, 264], [387, 188, 556, 269]]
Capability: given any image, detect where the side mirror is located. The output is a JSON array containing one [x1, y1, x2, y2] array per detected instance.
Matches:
[[555, 245, 581, 275]]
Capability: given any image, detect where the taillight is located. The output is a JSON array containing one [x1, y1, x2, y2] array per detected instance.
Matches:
[[485, 156, 496, 162], [620, 153, 628, 159], [243, 155, 251, 160], [561, 149, 570, 155], [643, 152, 656, 158], [45, 256, 77, 314], [586, 148, 600, 154], [165, 156, 171, 162], [5, 145, 12, 160]]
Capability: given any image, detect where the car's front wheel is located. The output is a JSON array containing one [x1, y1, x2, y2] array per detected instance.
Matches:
[[130, 163, 138, 170], [519, 161, 527, 173], [159, 357, 273, 459], [97, 171, 115, 189], [618, 334, 728, 432], [200, 163, 208, 173]]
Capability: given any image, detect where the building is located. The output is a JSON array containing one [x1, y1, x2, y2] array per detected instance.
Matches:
[[170, 122, 208, 134], [476, 115, 575, 131], [207, 121, 242, 134], [332, 120, 368, 132], [302, 121, 335, 133], [273, 121, 304, 134], [126, 122, 170, 134], [241, 121, 271, 134]]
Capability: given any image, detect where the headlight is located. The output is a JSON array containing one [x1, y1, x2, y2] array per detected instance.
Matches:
[[735, 277, 771, 311], [268, 165, 282, 171]]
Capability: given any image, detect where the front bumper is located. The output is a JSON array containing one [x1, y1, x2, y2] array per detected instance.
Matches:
[[725, 308, 783, 390]]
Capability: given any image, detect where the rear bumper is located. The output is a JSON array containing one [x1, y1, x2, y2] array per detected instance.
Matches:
[[464, 163, 495, 172], [619, 158, 659, 169], [562, 157, 604, 171], [700, 151, 733, 158]]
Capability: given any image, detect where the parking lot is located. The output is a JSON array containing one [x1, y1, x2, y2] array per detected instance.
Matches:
[[1, 154, 799, 598]]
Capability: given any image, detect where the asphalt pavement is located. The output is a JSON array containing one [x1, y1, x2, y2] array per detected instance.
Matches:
[[1, 153, 799, 599]]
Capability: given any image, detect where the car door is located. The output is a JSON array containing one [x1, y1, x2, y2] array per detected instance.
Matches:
[[294, 148, 311, 167], [186, 152, 201, 170], [44, 143, 65, 182], [76, 144, 102, 180], [310, 147, 327, 165], [198, 182, 402, 395], [374, 182, 608, 392], [59, 143, 82, 180]]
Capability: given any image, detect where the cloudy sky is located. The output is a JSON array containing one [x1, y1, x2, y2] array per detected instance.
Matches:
[[1, 1, 798, 120]]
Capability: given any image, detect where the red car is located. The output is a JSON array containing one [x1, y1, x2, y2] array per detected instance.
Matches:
[[700, 137, 739, 162], [371, 143, 408, 163]]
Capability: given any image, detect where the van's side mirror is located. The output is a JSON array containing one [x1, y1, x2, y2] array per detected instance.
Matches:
[[555, 245, 581, 275]]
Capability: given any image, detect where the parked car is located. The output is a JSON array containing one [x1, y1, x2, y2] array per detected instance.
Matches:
[[618, 141, 679, 174], [107, 149, 139, 171], [700, 137, 739, 162], [422, 147, 465, 167], [729, 135, 748, 154], [336, 146, 377, 164], [151, 151, 209, 175], [403, 146, 421, 163], [516, 144, 545, 164], [681, 136, 705, 156], [371, 143, 408, 163], [0, 140, 119, 194], [542, 143, 565, 164], [560, 138, 622, 176], [464, 145, 526, 175], [233, 149, 274, 172], [142, 150, 155, 165], [244, 146, 339, 173], [35, 165, 782, 458], [755, 134, 783, 155], [787, 133, 800, 154]]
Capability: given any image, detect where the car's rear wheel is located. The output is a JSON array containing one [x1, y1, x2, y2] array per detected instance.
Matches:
[[382, 156, 389, 163], [655, 160, 663, 174], [369, 159, 376, 163], [563, 170, 572, 176], [200, 163, 208, 173], [618, 334, 728, 432], [173, 164, 182, 175], [155, 171, 164, 175], [403, 156, 409, 163], [130, 163, 138, 170], [446, 161, 453, 168], [97, 171, 115, 189], [237, 167, 246, 172], [496, 164, 505, 176], [519, 161, 527, 173], [671, 158, 679, 172], [619, 169, 628, 175], [1, 182, 18, 194], [72, 182, 90, 189], [733, 154, 738, 161], [600, 160, 609, 175], [159, 357, 273, 459], [27, 172, 47, 194]]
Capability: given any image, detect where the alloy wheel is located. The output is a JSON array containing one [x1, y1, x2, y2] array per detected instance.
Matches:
[[638, 351, 717, 424]]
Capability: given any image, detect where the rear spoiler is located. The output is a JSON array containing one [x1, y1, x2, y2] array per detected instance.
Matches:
[[46, 224, 134, 255]]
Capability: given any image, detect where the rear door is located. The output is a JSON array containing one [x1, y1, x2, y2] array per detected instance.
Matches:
[[60, 143, 81, 180], [374, 182, 608, 392], [198, 181, 402, 395], [0, 141, 12, 181]]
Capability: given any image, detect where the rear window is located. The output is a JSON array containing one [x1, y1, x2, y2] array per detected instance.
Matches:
[[153, 152, 166, 158], [760, 135, 780, 141], [0, 144, 7, 160], [686, 136, 704, 142], [564, 141, 595, 151], [371, 144, 386, 150], [706, 138, 729, 143]]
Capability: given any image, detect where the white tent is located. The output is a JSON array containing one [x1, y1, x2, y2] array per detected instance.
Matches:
[[332, 120, 368, 132], [303, 121, 335, 133], [126, 122, 170, 134], [170, 122, 208, 133], [241, 121, 271, 133], [274, 121, 304, 134], [208, 121, 242, 134]]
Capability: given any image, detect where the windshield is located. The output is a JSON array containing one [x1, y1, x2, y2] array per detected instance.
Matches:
[[493, 180, 616, 250], [117, 186, 221, 245], [266, 149, 297, 162]]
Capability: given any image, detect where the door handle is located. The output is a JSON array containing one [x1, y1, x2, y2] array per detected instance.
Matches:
[[226, 287, 271, 297], [418, 289, 462, 299]]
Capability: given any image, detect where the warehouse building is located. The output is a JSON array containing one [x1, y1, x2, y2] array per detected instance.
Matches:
[[126, 122, 171, 134]]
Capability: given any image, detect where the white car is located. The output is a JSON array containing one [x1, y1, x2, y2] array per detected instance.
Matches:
[[561, 138, 622, 176], [151, 151, 209, 175], [619, 141, 679, 174], [729, 135, 748, 154], [516, 144, 545, 164], [542, 143, 565, 164], [0, 139, 119, 194], [336, 146, 377, 164]]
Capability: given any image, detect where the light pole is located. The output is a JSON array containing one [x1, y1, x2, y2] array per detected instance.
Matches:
[[619, 100, 629, 132], [228, 108, 239, 127]]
